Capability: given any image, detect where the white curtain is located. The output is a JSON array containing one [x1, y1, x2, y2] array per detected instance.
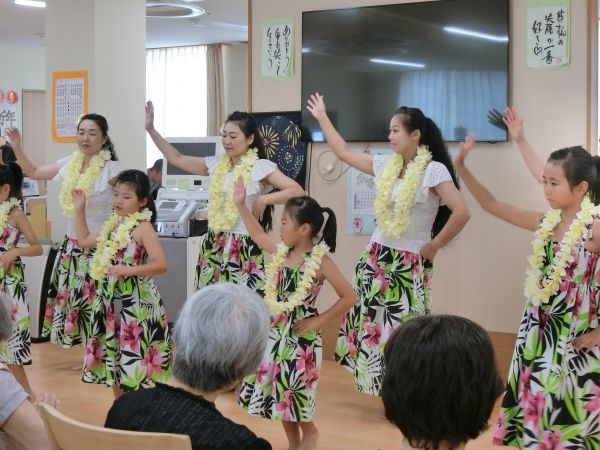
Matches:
[[146, 45, 208, 166], [206, 44, 225, 136]]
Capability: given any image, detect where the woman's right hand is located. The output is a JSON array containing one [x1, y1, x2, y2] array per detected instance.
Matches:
[[306, 93, 327, 121], [71, 188, 86, 212], [233, 176, 247, 207], [5, 128, 22, 149], [454, 132, 476, 166], [502, 107, 524, 142], [145, 100, 155, 131]]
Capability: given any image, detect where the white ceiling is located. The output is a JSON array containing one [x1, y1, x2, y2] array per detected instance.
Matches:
[[0, 0, 248, 48]]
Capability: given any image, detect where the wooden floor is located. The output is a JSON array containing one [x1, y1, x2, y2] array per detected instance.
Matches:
[[26, 331, 517, 450]]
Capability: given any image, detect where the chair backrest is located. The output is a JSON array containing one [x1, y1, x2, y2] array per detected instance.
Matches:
[[40, 403, 192, 450]]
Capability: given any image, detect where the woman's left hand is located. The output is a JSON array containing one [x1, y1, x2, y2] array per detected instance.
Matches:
[[252, 196, 267, 221], [573, 329, 600, 352], [108, 264, 133, 280], [292, 316, 323, 334], [420, 241, 440, 261], [0, 250, 16, 272]]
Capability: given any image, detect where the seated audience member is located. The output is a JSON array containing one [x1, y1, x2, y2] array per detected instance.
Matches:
[[147, 158, 163, 199], [0, 300, 56, 450], [382, 315, 503, 450], [105, 283, 272, 450]]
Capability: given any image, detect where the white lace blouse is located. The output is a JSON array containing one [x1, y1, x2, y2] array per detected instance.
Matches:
[[54, 156, 124, 239], [370, 155, 453, 253], [205, 156, 277, 234]]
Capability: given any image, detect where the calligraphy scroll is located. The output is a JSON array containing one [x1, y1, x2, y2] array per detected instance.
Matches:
[[527, 0, 570, 69], [52, 70, 88, 143], [261, 19, 294, 79]]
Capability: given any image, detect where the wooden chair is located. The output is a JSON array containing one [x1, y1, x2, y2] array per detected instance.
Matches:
[[40, 403, 192, 450]]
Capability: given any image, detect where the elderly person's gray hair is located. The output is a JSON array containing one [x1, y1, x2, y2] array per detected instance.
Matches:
[[0, 297, 11, 342], [173, 282, 270, 392]]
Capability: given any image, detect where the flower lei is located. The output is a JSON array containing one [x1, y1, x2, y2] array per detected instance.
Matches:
[[264, 242, 329, 314], [0, 198, 20, 232], [59, 149, 112, 217], [374, 146, 432, 239], [208, 148, 259, 232], [524, 196, 599, 306], [89, 209, 152, 280]]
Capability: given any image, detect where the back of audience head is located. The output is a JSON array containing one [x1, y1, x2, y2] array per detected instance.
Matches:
[[172, 283, 270, 393], [382, 315, 503, 450]]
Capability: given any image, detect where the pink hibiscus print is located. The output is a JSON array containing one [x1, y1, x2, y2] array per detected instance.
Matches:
[[296, 346, 315, 372], [84, 338, 104, 371], [132, 244, 146, 265], [364, 319, 381, 347], [82, 279, 96, 305], [120, 320, 143, 353], [368, 242, 381, 268], [273, 313, 288, 328], [256, 360, 273, 384], [214, 233, 227, 257], [229, 237, 243, 264], [584, 384, 600, 414], [141, 344, 165, 379], [374, 264, 389, 293], [275, 390, 293, 421], [106, 303, 116, 331], [346, 329, 358, 357], [538, 430, 565, 450], [242, 257, 261, 275], [44, 302, 54, 323], [65, 310, 79, 335], [493, 412, 507, 445], [303, 366, 320, 390], [56, 289, 69, 306]]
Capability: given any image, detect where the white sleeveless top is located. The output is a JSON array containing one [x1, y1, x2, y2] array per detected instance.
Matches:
[[54, 155, 124, 239], [205, 156, 277, 234], [370, 155, 452, 253]]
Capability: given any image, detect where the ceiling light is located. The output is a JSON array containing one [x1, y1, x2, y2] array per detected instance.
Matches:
[[444, 26, 508, 42], [146, 1, 205, 19], [14, 0, 46, 7], [370, 58, 425, 68]]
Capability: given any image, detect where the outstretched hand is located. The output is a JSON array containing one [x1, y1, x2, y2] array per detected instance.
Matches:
[[454, 132, 477, 165], [486, 109, 506, 131], [5, 128, 21, 148], [145, 101, 155, 131], [503, 107, 524, 142], [233, 176, 247, 207], [306, 93, 327, 120], [71, 188, 87, 212]]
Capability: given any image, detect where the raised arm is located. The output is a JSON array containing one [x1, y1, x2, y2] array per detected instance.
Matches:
[[72, 189, 100, 248], [145, 101, 209, 176], [453, 133, 543, 231], [233, 177, 277, 253], [503, 107, 544, 183], [253, 169, 305, 221], [306, 93, 374, 175], [5, 128, 59, 180]]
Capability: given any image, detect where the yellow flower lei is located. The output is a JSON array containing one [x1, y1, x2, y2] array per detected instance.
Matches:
[[59, 149, 112, 217], [89, 209, 152, 280], [524, 196, 599, 306], [264, 242, 329, 314], [374, 146, 432, 239], [0, 198, 20, 232], [208, 148, 259, 232]]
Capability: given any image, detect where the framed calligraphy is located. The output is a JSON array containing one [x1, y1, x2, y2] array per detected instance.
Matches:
[[527, 0, 570, 69], [261, 19, 295, 79]]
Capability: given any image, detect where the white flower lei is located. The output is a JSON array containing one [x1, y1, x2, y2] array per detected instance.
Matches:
[[374, 146, 432, 239], [89, 209, 152, 281], [208, 148, 259, 232], [59, 149, 112, 217], [524, 196, 599, 306], [0, 198, 20, 232], [264, 242, 329, 314]]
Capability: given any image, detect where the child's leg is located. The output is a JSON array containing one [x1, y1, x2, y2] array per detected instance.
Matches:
[[8, 364, 34, 398], [282, 421, 301, 450], [298, 422, 319, 450], [112, 386, 125, 399]]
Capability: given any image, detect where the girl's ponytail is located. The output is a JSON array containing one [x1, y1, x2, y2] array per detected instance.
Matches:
[[591, 155, 600, 205], [319, 207, 337, 252]]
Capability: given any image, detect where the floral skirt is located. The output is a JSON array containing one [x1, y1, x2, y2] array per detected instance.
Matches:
[[335, 241, 432, 396], [0, 258, 32, 365], [194, 229, 265, 293], [42, 236, 95, 347]]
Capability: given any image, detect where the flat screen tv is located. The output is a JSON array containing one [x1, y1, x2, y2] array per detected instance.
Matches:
[[301, 0, 509, 142]]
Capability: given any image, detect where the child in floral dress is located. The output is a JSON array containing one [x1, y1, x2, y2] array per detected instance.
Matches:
[[73, 169, 171, 398], [233, 177, 355, 450]]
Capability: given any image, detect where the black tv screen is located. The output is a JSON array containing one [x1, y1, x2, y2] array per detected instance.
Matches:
[[301, 0, 509, 142]]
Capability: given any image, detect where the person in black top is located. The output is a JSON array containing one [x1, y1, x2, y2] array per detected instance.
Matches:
[[147, 158, 163, 200], [105, 283, 272, 450], [0, 138, 16, 164]]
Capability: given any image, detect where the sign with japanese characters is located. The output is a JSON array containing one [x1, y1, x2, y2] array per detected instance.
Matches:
[[52, 70, 88, 143], [261, 19, 294, 79], [527, 0, 569, 69], [0, 89, 18, 139]]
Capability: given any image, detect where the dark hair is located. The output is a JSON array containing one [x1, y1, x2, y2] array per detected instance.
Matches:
[[77, 113, 118, 161], [114, 169, 157, 224], [225, 111, 273, 230], [150, 158, 163, 172], [0, 162, 24, 202], [394, 107, 459, 239], [382, 315, 503, 450], [284, 196, 337, 252], [547, 146, 600, 204]]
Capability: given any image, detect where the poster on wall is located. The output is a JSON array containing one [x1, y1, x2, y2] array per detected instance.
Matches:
[[0, 89, 19, 140], [52, 70, 88, 143], [526, 0, 570, 69], [261, 19, 294, 79]]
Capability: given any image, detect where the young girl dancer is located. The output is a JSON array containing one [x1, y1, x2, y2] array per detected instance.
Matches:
[[306, 93, 470, 396], [73, 169, 171, 398], [454, 135, 600, 449], [145, 103, 304, 292], [0, 163, 42, 397], [233, 178, 355, 450], [7, 116, 124, 348]]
